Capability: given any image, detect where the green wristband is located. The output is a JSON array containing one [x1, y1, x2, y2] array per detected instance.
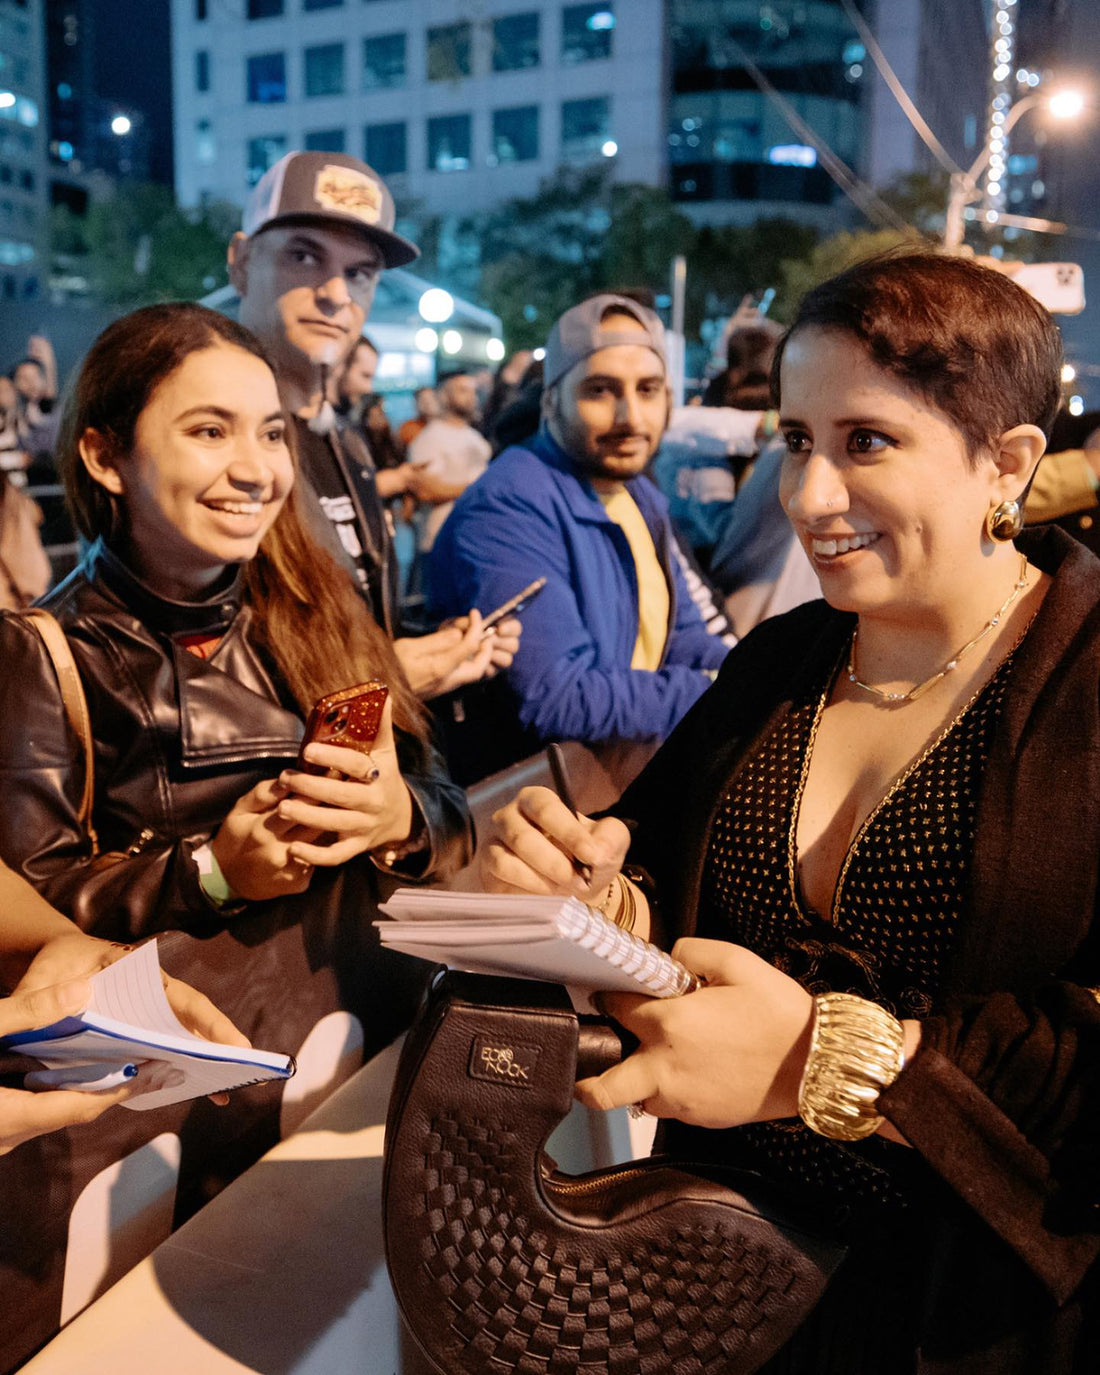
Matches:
[[194, 842, 237, 908]]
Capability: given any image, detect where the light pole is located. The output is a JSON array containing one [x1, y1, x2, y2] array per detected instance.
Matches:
[[942, 90, 1085, 252]]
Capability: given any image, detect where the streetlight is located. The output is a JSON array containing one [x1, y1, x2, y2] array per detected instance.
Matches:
[[942, 89, 1086, 251]]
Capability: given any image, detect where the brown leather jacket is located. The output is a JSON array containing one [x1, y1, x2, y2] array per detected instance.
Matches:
[[0, 540, 472, 940]]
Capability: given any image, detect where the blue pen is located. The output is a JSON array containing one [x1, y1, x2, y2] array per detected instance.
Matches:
[[24, 1062, 140, 1093]]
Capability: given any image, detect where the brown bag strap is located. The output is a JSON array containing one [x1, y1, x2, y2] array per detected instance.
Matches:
[[22, 608, 100, 857]]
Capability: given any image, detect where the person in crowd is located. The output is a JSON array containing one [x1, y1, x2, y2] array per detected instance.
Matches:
[[652, 313, 781, 571], [0, 304, 475, 1369], [429, 295, 730, 778], [0, 858, 248, 1154], [479, 349, 534, 442], [1023, 407, 1100, 554], [333, 336, 410, 484], [397, 386, 441, 450], [0, 376, 29, 487], [487, 356, 544, 456], [407, 370, 491, 556], [0, 301, 471, 937], [480, 254, 1099, 1373], [227, 150, 518, 700], [11, 336, 60, 475], [333, 333, 378, 420], [0, 465, 51, 610]]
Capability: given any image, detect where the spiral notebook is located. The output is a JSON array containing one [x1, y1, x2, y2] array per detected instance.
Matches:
[[377, 889, 699, 1012], [2, 941, 294, 1111]]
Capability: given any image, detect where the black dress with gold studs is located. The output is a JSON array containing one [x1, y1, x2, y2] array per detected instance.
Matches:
[[664, 644, 1021, 1373]]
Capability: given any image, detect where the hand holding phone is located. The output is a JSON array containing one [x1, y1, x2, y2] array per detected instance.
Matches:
[[480, 577, 547, 639]]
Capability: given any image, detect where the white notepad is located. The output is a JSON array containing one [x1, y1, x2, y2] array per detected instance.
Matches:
[[3, 941, 294, 1110], [377, 889, 699, 1012]]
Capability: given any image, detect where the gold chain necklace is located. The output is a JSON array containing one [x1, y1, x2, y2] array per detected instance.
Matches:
[[846, 552, 1030, 704]]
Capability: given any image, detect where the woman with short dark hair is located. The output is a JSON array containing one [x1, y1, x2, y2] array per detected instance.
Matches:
[[482, 255, 1099, 1372]]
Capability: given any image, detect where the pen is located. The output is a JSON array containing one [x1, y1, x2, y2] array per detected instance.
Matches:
[[25, 1062, 139, 1093], [546, 743, 593, 885]]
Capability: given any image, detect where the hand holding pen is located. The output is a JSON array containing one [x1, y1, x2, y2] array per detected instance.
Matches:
[[476, 744, 632, 906]]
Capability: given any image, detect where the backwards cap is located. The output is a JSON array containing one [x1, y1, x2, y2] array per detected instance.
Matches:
[[543, 295, 666, 389]]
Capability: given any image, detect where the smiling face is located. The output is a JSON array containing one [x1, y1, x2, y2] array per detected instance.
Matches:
[[83, 342, 294, 597], [231, 223, 383, 388], [777, 327, 1008, 620], [546, 315, 669, 484]]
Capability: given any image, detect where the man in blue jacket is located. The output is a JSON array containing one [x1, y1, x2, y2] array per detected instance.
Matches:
[[429, 294, 730, 766]]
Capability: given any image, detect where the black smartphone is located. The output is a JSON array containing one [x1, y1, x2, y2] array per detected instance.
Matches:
[[479, 577, 548, 638]]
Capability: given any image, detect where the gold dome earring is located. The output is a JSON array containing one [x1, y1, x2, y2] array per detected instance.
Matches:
[[985, 498, 1024, 542]]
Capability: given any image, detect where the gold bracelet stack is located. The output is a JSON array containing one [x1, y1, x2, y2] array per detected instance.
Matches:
[[797, 992, 905, 1142], [594, 873, 637, 933]]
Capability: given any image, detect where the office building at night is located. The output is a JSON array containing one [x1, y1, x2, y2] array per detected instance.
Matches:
[[0, 0, 48, 299], [172, 1, 663, 221], [170, 1, 988, 238]]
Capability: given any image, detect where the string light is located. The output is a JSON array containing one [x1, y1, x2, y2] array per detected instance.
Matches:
[[985, 7, 1017, 211]]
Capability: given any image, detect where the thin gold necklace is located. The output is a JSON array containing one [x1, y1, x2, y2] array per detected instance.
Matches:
[[847, 552, 1030, 705]]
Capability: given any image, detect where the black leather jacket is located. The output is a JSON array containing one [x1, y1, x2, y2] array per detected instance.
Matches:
[[0, 540, 472, 939]]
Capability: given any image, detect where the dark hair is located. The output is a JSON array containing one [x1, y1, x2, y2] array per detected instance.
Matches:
[[59, 302, 275, 541], [436, 368, 473, 387], [772, 253, 1064, 458], [351, 334, 379, 360], [56, 302, 429, 745]]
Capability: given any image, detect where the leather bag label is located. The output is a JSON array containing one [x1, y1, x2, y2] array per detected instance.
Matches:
[[469, 1035, 540, 1090]]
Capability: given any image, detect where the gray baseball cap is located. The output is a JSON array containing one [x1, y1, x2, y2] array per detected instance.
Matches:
[[543, 294, 666, 389], [242, 150, 419, 268]]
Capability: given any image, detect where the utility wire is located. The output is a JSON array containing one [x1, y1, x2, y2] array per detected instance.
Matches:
[[837, 0, 964, 177], [725, 39, 917, 235]]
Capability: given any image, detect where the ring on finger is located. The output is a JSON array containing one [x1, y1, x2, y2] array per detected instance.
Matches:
[[363, 752, 381, 784]]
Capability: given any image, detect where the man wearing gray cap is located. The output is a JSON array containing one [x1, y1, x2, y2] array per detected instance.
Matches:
[[227, 150, 518, 698], [429, 294, 730, 772]]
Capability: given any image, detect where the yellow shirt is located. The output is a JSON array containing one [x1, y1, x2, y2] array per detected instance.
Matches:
[[599, 486, 670, 671]]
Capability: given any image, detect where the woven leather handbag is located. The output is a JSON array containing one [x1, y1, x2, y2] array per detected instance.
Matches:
[[383, 971, 845, 1375]]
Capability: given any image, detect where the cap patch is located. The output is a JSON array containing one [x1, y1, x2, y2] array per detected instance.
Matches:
[[314, 165, 383, 225]]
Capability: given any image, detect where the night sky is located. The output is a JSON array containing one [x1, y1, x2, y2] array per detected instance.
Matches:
[[94, 0, 174, 186]]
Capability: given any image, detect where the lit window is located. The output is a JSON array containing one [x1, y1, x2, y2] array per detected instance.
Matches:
[[491, 105, 538, 163], [493, 14, 539, 72], [427, 114, 471, 171], [246, 53, 286, 103], [196, 119, 216, 165], [363, 33, 405, 90], [561, 96, 609, 158], [427, 24, 471, 81], [247, 133, 287, 185], [562, 4, 613, 64], [305, 43, 344, 97]]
